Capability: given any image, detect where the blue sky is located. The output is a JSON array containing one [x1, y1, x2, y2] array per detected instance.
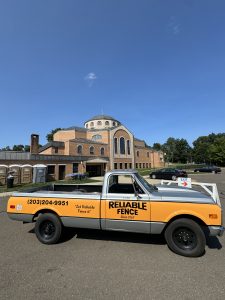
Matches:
[[0, 0, 225, 148]]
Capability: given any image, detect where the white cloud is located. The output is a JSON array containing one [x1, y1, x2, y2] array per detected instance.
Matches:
[[84, 72, 97, 87], [167, 16, 181, 35], [172, 24, 181, 35]]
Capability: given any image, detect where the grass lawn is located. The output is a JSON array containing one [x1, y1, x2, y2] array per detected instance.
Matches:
[[0, 178, 101, 193]]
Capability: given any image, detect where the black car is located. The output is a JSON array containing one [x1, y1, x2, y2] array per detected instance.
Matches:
[[194, 166, 221, 173], [149, 168, 188, 180]]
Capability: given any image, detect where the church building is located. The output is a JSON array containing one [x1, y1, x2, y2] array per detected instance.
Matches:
[[38, 115, 164, 177]]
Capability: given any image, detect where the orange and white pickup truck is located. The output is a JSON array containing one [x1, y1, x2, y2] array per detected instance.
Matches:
[[7, 170, 224, 257]]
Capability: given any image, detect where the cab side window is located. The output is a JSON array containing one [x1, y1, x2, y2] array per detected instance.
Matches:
[[108, 175, 144, 194]]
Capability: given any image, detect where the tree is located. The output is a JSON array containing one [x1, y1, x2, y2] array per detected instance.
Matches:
[[152, 143, 162, 151], [0, 146, 11, 151], [207, 136, 225, 166], [46, 128, 62, 142], [12, 144, 24, 151], [163, 137, 177, 163], [175, 139, 192, 164], [193, 133, 225, 165], [163, 137, 192, 164], [192, 136, 210, 163], [24, 145, 30, 152]]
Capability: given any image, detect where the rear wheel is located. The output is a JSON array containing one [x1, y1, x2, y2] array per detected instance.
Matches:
[[152, 174, 156, 179], [35, 213, 62, 244], [165, 218, 206, 257]]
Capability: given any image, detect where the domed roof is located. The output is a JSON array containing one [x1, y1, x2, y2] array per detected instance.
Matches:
[[85, 114, 120, 124]]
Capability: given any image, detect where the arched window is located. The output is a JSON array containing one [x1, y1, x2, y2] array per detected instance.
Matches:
[[137, 151, 139, 157], [100, 147, 104, 156], [127, 140, 130, 155], [114, 138, 118, 154], [105, 121, 109, 126], [147, 152, 149, 158], [77, 145, 82, 154], [97, 121, 102, 126], [92, 134, 102, 141], [120, 137, 125, 154], [90, 122, 94, 127], [85, 124, 88, 128], [90, 146, 94, 155], [113, 121, 116, 126]]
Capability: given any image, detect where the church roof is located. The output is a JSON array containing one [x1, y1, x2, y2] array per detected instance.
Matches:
[[39, 141, 64, 152], [63, 126, 88, 131], [70, 138, 107, 145], [85, 114, 120, 123]]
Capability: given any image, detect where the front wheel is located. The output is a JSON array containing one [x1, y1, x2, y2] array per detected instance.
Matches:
[[151, 174, 156, 179], [35, 213, 62, 244], [165, 218, 206, 257]]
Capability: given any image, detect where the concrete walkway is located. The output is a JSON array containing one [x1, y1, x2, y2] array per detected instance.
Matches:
[[0, 191, 14, 197]]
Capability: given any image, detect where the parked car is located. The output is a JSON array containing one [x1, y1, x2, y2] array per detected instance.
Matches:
[[149, 168, 188, 180], [194, 166, 221, 173]]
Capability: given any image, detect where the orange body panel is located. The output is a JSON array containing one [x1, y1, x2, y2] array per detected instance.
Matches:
[[104, 200, 150, 221], [151, 202, 221, 225], [7, 197, 100, 219], [7, 196, 222, 226]]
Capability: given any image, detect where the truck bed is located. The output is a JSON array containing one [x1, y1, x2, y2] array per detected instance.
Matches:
[[23, 184, 103, 195]]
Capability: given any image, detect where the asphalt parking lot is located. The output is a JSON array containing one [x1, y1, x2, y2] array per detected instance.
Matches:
[[1, 172, 225, 300]]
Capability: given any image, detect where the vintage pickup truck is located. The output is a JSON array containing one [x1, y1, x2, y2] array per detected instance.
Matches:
[[7, 170, 224, 257]]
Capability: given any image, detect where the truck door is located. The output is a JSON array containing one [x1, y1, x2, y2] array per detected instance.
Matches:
[[103, 174, 151, 233]]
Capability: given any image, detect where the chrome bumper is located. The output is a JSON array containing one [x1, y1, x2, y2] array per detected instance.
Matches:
[[208, 226, 225, 237]]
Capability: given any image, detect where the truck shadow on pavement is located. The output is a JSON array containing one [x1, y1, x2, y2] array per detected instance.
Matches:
[[70, 228, 166, 245], [65, 228, 223, 250], [28, 227, 222, 249], [205, 236, 222, 250], [29, 227, 166, 245]]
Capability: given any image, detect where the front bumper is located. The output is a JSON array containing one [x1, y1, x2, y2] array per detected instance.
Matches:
[[208, 226, 225, 237]]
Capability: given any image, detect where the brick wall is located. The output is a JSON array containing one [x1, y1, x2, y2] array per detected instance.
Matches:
[[40, 147, 64, 155], [54, 130, 76, 142], [134, 147, 152, 168], [54, 129, 88, 142], [134, 139, 145, 147], [74, 131, 87, 139], [86, 130, 109, 144], [68, 140, 109, 157], [150, 151, 164, 168]]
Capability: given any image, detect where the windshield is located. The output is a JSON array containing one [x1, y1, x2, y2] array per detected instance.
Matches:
[[135, 173, 156, 193]]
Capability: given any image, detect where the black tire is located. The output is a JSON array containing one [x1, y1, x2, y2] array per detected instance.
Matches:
[[165, 218, 206, 257], [35, 213, 62, 245]]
